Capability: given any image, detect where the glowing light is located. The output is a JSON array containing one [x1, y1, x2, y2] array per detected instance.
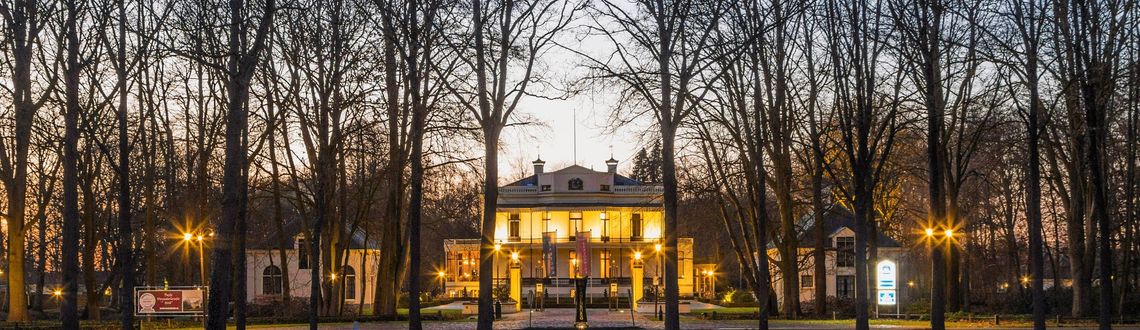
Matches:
[[511, 251, 519, 262], [53, 290, 62, 297], [907, 281, 915, 287], [330, 273, 337, 280], [655, 244, 662, 253], [183, 232, 194, 241], [1021, 276, 1030, 284], [196, 235, 204, 242], [494, 243, 501, 252], [925, 228, 934, 237], [944, 229, 954, 238], [438, 271, 446, 278], [633, 251, 642, 261]]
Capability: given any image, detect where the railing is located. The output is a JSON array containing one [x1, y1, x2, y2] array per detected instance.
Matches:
[[498, 185, 664, 194], [521, 277, 635, 286], [445, 237, 693, 246], [612, 185, 664, 193], [499, 186, 539, 193]]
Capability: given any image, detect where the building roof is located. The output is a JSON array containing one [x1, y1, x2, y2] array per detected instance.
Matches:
[[248, 216, 379, 250], [505, 164, 642, 187], [795, 205, 903, 248]]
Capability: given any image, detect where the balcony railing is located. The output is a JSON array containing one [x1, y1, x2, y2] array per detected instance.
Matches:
[[445, 237, 693, 246], [498, 185, 664, 195]]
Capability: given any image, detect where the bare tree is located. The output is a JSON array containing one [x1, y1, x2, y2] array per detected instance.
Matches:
[[575, 0, 733, 327], [0, 0, 57, 322], [821, 0, 900, 327], [172, 0, 278, 327], [62, 0, 84, 326], [441, 0, 579, 327]]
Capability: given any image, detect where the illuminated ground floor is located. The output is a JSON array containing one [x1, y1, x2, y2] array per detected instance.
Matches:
[[441, 237, 696, 310]]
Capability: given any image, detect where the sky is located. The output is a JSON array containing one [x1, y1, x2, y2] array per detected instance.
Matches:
[[494, 22, 654, 181]]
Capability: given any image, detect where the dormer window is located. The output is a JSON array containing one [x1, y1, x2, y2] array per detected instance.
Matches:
[[601, 184, 611, 191], [568, 178, 583, 190], [541, 185, 551, 191], [836, 236, 855, 267]]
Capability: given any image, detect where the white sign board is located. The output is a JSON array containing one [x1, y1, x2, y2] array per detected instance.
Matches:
[[876, 260, 898, 306], [877, 290, 897, 305], [876, 260, 897, 290]]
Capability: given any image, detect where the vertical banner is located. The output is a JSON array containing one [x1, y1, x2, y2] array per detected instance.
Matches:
[[543, 231, 556, 278], [577, 230, 591, 277]]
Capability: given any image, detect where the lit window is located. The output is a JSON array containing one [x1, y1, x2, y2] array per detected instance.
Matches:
[[631, 214, 643, 240], [509, 213, 521, 240], [801, 275, 814, 288], [570, 212, 583, 241]]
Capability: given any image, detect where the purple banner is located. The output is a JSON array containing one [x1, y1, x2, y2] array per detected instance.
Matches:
[[577, 230, 591, 277], [543, 232, 556, 278]]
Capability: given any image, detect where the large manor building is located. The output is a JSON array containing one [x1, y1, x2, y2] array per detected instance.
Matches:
[[442, 158, 695, 309]]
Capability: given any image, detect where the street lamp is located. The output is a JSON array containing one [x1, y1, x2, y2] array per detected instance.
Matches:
[[494, 241, 502, 292], [181, 231, 207, 286], [439, 271, 447, 296]]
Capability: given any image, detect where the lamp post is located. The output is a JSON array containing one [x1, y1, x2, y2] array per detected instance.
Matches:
[[654, 243, 662, 319], [925, 227, 954, 329], [196, 234, 205, 286], [439, 271, 447, 296], [182, 231, 209, 286], [494, 241, 502, 296]]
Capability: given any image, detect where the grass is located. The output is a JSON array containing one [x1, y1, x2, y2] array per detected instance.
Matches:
[[686, 308, 1140, 328]]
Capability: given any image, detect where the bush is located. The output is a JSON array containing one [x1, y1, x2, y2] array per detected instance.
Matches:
[[247, 299, 310, 318]]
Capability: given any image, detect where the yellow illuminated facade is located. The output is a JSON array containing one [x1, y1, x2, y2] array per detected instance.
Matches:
[[442, 159, 694, 308]]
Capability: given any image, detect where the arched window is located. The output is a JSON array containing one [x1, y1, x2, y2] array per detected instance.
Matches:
[[343, 266, 356, 300], [263, 265, 283, 295]]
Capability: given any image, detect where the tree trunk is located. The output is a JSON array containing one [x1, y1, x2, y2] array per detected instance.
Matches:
[[477, 128, 499, 329], [1025, 43, 1048, 330], [205, 0, 275, 327], [61, 0, 82, 326], [114, 1, 135, 325], [3, 0, 46, 322]]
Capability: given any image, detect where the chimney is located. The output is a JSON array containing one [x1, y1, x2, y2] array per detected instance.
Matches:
[[533, 157, 546, 175], [605, 157, 619, 173]]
